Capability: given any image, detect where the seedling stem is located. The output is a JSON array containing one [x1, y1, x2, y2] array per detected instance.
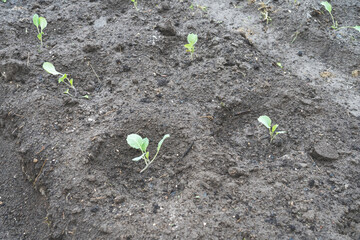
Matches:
[[131, 0, 138, 11]]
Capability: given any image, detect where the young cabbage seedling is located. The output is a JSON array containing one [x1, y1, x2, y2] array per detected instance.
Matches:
[[42, 62, 89, 99], [184, 33, 198, 60], [320, 2, 360, 32], [320, 1, 338, 29], [131, 0, 138, 11], [258, 115, 286, 143], [33, 14, 47, 47], [127, 134, 170, 173]]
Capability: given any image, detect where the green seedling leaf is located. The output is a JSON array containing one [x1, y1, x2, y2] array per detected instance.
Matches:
[[157, 134, 170, 152], [141, 138, 149, 152], [274, 131, 286, 138], [58, 74, 67, 83], [133, 153, 145, 161], [272, 124, 278, 133], [258, 116, 271, 129], [39, 17, 47, 31], [184, 43, 192, 49], [37, 32, 42, 41], [321, 1, 332, 13], [43, 62, 62, 75], [33, 14, 39, 27], [82, 95, 89, 99], [187, 33, 198, 45], [64, 89, 69, 94], [145, 151, 149, 159], [276, 62, 283, 68], [353, 26, 360, 32], [127, 134, 144, 150], [69, 78, 73, 86]]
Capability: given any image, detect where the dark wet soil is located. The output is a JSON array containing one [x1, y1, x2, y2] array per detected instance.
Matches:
[[1, 0, 359, 239]]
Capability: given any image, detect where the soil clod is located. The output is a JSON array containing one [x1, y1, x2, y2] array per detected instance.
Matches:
[[311, 141, 339, 161]]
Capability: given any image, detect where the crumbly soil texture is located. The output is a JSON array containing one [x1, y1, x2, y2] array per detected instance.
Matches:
[[1, 0, 360, 239]]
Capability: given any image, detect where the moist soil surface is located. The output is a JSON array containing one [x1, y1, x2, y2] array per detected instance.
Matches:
[[1, 0, 360, 239]]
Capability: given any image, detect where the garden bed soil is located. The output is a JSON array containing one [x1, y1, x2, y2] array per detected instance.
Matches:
[[1, 0, 360, 239]]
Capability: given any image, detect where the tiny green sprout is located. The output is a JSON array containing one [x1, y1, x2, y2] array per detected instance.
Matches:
[[131, 0, 138, 11], [258, 115, 286, 143], [2, 0, 7, 3], [42, 62, 88, 99], [184, 33, 198, 60], [258, 2, 272, 25], [127, 134, 170, 173], [189, 4, 207, 12], [197, 5, 207, 12], [276, 62, 283, 68], [261, 11, 271, 25], [33, 14, 47, 47]]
